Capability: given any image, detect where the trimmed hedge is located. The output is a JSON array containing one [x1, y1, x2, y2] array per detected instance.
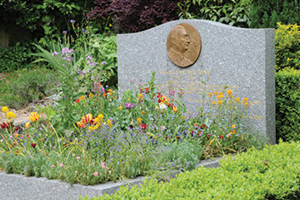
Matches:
[[81, 141, 300, 200], [276, 69, 300, 142]]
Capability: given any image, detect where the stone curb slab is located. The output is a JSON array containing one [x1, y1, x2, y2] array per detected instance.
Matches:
[[0, 157, 222, 200]]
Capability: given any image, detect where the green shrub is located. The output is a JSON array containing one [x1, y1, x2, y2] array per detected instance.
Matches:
[[81, 141, 300, 200], [275, 23, 300, 71], [0, 42, 35, 72], [275, 68, 300, 142], [249, 0, 300, 28], [0, 67, 60, 109], [179, 0, 251, 28]]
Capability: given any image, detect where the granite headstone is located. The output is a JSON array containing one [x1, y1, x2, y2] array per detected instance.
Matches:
[[117, 20, 275, 144]]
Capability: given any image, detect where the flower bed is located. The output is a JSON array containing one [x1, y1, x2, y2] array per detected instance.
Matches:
[[0, 72, 265, 186]]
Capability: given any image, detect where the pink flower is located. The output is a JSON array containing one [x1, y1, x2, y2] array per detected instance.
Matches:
[[101, 161, 105, 169], [75, 171, 78, 174], [51, 165, 55, 168], [59, 163, 63, 167], [76, 156, 80, 160], [93, 172, 98, 176], [72, 153, 75, 157]]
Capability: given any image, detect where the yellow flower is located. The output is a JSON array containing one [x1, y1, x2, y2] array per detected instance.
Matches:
[[107, 89, 113, 95], [244, 102, 249, 108], [7, 111, 16, 120], [89, 93, 93, 98], [235, 97, 240, 102], [218, 100, 223, 105], [229, 94, 233, 98], [109, 24, 112, 27], [29, 112, 40, 122], [107, 119, 112, 128], [231, 124, 236, 129], [141, 111, 146, 115], [89, 126, 94, 132], [214, 91, 218, 95], [80, 95, 85, 100], [98, 114, 104, 121], [119, 106, 123, 110], [2, 106, 9, 113], [227, 90, 233, 95], [208, 93, 213, 97], [138, 93, 143, 100], [137, 118, 142, 124], [81, 113, 92, 124], [14, 133, 18, 138], [287, 58, 290, 61], [25, 122, 31, 129], [242, 98, 248, 103], [212, 101, 216, 105], [217, 95, 223, 99], [219, 92, 223, 95], [173, 106, 178, 113]]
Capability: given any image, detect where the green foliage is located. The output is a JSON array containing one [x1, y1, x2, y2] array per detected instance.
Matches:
[[0, 42, 35, 72], [275, 23, 300, 71], [179, 0, 251, 27], [275, 68, 300, 142], [0, 67, 60, 109], [249, 0, 300, 28], [81, 141, 300, 200]]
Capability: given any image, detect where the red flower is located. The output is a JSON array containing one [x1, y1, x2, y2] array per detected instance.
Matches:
[[31, 143, 37, 149], [219, 135, 225, 140], [139, 124, 147, 130], [199, 124, 207, 129], [103, 92, 107, 97], [76, 99, 80, 103], [145, 87, 150, 94]]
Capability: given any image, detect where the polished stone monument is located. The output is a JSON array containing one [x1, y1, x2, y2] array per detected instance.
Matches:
[[117, 20, 275, 143]]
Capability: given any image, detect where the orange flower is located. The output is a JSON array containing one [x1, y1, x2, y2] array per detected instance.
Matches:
[[218, 100, 222, 105], [80, 95, 85, 100], [141, 111, 146, 115], [89, 93, 93, 98], [137, 117, 142, 125], [242, 98, 248, 103], [14, 133, 18, 138], [173, 105, 177, 113], [227, 90, 233, 95], [77, 122, 86, 128], [244, 102, 249, 108], [29, 112, 40, 122], [214, 91, 218, 95], [103, 92, 107, 97], [107, 89, 113, 95], [235, 97, 240, 102], [232, 129, 236, 134], [217, 95, 223, 99], [231, 124, 236, 129], [81, 113, 92, 124], [208, 93, 213, 97], [219, 92, 223, 95]]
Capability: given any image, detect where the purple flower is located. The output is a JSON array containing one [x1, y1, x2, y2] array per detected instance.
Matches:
[[124, 103, 135, 109], [82, 28, 86, 33], [70, 19, 75, 24], [63, 31, 67, 34], [101, 61, 107, 65], [52, 51, 59, 56]]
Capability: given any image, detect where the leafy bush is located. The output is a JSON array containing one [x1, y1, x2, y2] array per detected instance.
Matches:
[[81, 141, 300, 200], [0, 67, 60, 109], [179, 0, 251, 28], [275, 68, 300, 142], [0, 42, 35, 72], [275, 23, 300, 71], [249, 0, 300, 28], [87, 0, 184, 33]]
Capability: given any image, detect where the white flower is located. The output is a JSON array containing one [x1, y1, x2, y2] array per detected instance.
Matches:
[[159, 103, 167, 110]]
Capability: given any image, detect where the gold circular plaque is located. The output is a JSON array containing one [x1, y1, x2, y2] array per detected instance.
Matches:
[[166, 23, 201, 68]]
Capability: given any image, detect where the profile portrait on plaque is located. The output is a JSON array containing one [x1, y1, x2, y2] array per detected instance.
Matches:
[[166, 23, 201, 68]]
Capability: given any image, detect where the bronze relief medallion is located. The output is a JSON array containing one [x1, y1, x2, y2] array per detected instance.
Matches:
[[166, 23, 202, 68]]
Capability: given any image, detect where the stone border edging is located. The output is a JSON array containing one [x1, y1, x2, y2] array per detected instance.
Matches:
[[0, 157, 222, 200]]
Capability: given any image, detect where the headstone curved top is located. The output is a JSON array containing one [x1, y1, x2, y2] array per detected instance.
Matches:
[[117, 19, 275, 143]]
